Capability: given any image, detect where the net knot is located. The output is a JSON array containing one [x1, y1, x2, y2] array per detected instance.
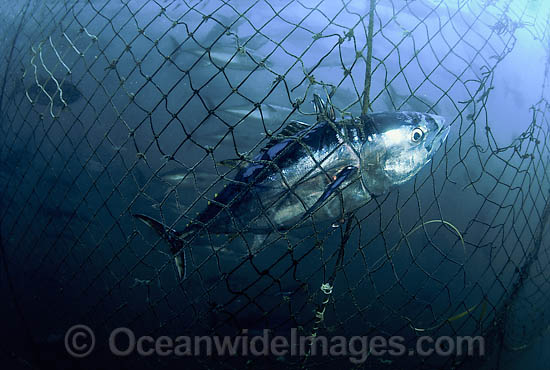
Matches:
[[320, 283, 333, 295]]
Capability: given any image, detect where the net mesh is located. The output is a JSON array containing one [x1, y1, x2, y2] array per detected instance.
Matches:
[[1, 0, 550, 369]]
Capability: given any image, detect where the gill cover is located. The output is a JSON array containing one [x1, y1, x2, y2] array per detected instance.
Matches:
[[359, 112, 447, 196]]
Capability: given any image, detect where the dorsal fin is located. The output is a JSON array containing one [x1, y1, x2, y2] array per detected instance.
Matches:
[[325, 94, 336, 121], [313, 94, 336, 122]]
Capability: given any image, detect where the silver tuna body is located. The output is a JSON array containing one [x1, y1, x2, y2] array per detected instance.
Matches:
[[215, 110, 449, 232], [134, 97, 449, 280], [255, 125, 368, 230]]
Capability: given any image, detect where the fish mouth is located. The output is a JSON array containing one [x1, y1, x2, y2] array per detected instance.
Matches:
[[426, 114, 449, 152], [436, 124, 450, 142]]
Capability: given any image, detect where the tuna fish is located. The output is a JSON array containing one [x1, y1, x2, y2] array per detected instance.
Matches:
[[134, 94, 449, 280]]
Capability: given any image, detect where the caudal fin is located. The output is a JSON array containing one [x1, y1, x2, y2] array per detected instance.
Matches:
[[133, 213, 187, 280]]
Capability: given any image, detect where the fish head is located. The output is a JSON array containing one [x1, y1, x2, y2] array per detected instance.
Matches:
[[359, 112, 449, 195]]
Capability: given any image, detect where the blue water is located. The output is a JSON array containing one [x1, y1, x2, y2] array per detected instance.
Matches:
[[1, 0, 550, 369]]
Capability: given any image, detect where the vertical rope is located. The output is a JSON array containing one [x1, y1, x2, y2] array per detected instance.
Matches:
[[301, 3, 377, 365], [301, 216, 355, 369], [361, 0, 377, 114]]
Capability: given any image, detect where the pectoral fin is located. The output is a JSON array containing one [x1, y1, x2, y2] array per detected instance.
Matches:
[[301, 165, 358, 222]]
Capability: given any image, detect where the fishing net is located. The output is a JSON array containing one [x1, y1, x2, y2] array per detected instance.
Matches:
[[1, 0, 550, 369]]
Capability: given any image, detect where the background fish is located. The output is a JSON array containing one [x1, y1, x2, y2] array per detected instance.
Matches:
[[25, 77, 82, 107], [169, 35, 271, 71]]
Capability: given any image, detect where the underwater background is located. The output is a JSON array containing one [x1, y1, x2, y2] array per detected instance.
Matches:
[[1, 0, 550, 369]]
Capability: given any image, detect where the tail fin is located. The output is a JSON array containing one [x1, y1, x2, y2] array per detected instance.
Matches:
[[133, 213, 187, 280]]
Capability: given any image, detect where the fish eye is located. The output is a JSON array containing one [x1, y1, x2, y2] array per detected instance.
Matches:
[[411, 128, 424, 143]]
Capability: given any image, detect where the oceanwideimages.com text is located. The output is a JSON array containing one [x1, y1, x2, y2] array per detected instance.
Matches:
[[65, 325, 485, 363]]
